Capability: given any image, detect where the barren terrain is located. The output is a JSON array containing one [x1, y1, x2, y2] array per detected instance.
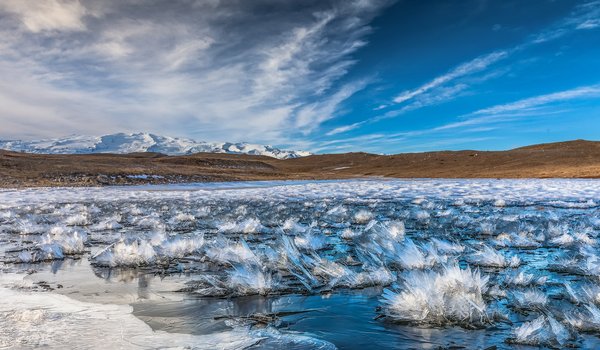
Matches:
[[1, 139, 599, 187]]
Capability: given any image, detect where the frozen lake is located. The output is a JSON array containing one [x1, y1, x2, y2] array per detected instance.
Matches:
[[3, 179, 600, 349]]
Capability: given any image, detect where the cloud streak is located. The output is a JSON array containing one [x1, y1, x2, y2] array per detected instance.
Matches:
[[320, 83, 600, 153], [415, 84, 600, 133], [0, 0, 90, 33], [326, 121, 366, 136], [471, 85, 600, 116], [392, 51, 508, 104], [363, 0, 600, 125], [0, 0, 393, 146]]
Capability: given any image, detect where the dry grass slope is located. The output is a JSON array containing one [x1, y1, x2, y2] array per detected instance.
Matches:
[[1, 139, 599, 187]]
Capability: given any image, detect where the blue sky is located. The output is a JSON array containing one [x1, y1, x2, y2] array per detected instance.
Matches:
[[0, 0, 599, 153], [315, 0, 600, 153]]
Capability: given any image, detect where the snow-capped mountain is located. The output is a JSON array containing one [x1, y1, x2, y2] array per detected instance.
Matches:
[[0, 133, 311, 159]]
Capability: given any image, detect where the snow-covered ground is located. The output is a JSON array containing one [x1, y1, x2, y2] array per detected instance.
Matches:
[[2, 179, 600, 349], [0, 132, 311, 159]]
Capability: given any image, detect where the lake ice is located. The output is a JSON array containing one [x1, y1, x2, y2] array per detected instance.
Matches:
[[2, 179, 600, 349]]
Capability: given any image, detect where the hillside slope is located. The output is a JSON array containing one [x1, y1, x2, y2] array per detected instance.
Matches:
[[1, 140, 599, 187]]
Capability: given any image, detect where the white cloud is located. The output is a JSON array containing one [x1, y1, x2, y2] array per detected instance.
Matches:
[[577, 19, 600, 30], [295, 80, 369, 133], [425, 85, 600, 133], [0, 60, 122, 138], [321, 84, 600, 153], [383, 0, 600, 122], [473, 85, 600, 116], [431, 114, 523, 132], [392, 51, 507, 104], [0, 0, 393, 147], [362, 81, 473, 124], [532, 0, 600, 42], [326, 121, 365, 136], [0, 0, 88, 33], [392, 83, 469, 116], [163, 38, 214, 71], [254, 11, 336, 103]]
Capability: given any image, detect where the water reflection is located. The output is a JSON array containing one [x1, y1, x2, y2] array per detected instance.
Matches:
[[131, 287, 515, 349]]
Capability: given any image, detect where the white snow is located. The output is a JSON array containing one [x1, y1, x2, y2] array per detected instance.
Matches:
[[0, 132, 311, 159]]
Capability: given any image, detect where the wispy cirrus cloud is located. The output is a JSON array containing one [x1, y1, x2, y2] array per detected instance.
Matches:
[[577, 19, 600, 30], [379, 83, 471, 121], [417, 84, 600, 133], [388, 1, 599, 114], [295, 80, 369, 134], [0, 0, 90, 33], [532, 0, 600, 42], [0, 0, 393, 147], [471, 85, 600, 116], [323, 0, 600, 138], [392, 51, 508, 104], [326, 121, 366, 136], [320, 83, 600, 153]]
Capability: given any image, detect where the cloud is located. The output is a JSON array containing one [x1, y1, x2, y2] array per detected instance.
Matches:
[[392, 51, 507, 104], [322, 83, 600, 153], [472, 85, 600, 116], [532, 0, 600, 42], [382, 0, 600, 120], [577, 19, 600, 30], [325, 121, 365, 136], [430, 114, 526, 132], [0, 60, 123, 138], [0, 0, 393, 146], [388, 83, 470, 118], [321, 1, 600, 151], [395, 136, 498, 152], [313, 132, 387, 152], [0, 0, 89, 33], [424, 85, 600, 133], [295, 80, 369, 134], [328, 69, 499, 137]]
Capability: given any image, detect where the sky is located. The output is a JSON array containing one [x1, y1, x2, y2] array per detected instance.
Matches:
[[0, 0, 599, 154]]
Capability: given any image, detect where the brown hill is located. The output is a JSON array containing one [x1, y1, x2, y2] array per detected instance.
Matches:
[[1, 139, 599, 187]]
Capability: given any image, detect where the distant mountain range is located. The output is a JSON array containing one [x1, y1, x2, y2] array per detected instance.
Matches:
[[0, 133, 311, 159]]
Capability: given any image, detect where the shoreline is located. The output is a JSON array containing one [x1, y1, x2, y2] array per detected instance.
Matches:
[[0, 175, 600, 191], [3, 175, 600, 190]]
